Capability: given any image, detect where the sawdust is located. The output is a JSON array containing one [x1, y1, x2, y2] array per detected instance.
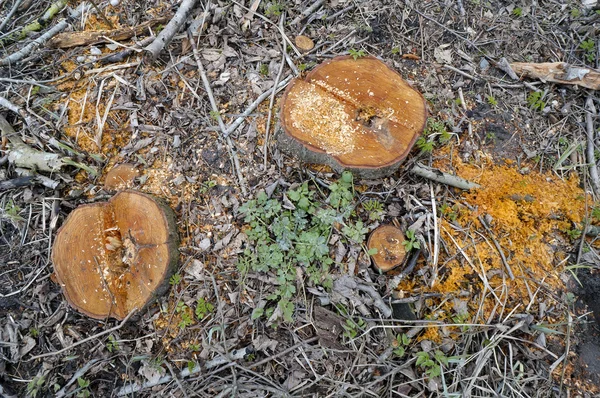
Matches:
[[397, 150, 589, 341]]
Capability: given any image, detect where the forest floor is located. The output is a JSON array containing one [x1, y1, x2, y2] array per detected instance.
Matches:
[[2, 0, 600, 397]]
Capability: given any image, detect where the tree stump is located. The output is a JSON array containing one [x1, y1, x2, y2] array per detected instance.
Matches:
[[52, 190, 179, 320], [278, 55, 427, 179], [368, 225, 407, 272]]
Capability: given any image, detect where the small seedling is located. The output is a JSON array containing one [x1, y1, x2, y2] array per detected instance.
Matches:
[[259, 63, 269, 76], [570, 8, 582, 18], [415, 350, 449, 378], [209, 110, 221, 122], [106, 335, 120, 352], [265, 2, 283, 17], [393, 333, 411, 357], [349, 48, 366, 60], [580, 39, 596, 63], [486, 95, 498, 107], [526, 91, 546, 112], [416, 136, 434, 153], [403, 229, 421, 251], [342, 317, 366, 340], [76, 378, 91, 398], [391, 47, 400, 55], [195, 297, 214, 320], [362, 199, 384, 221], [169, 273, 182, 286], [512, 7, 522, 17], [27, 376, 46, 398]]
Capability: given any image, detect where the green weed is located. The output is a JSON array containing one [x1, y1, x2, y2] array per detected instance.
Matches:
[[195, 297, 214, 320], [526, 91, 546, 112], [349, 48, 366, 60], [238, 172, 375, 325], [403, 229, 421, 251], [415, 350, 449, 378]]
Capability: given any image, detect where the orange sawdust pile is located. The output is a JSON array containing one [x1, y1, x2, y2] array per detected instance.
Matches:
[[397, 154, 587, 331]]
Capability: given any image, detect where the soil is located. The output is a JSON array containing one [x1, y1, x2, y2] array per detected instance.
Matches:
[[1, 0, 600, 397]]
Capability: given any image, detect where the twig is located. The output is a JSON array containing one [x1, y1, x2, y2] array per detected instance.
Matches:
[[262, 14, 288, 170], [27, 309, 137, 361], [291, 0, 325, 25], [224, 75, 292, 138], [410, 163, 480, 190], [585, 96, 600, 196], [429, 184, 439, 288], [187, 27, 248, 196], [0, 0, 24, 32], [0, 16, 72, 66], [144, 0, 198, 61], [117, 346, 253, 396], [477, 215, 515, 280], [443, 64, 479, 81]]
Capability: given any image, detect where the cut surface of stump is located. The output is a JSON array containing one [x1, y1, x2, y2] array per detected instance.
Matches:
[[278, 55, 427, 179], [104, 163, 139, 191], [368, 225, 407, 272], [52, 190, 178, 320]]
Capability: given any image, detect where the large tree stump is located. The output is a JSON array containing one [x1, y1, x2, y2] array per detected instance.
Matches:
[[278, 55, 427, 179], [52, 191, 179, 320]]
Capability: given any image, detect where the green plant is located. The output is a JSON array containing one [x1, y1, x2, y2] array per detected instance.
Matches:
[[238, 172, 375, 325], [198, 180, 217, 194], [106, 335, 119, 352], [209, 110, 221, 121], [512, 7, 522, 17], [195, 297, 214, 320], [415, 350, 449, 378], [259, 63, 269, 76], [580, 39, 596, 63], [403, 229, 421, 251], [565, 227, 582, 240], [485, 132, 497, 143], [570, 8, 581, 18], [342, 317, 366, 340], [592, 206, 600, 220], [393, 333, 411, 357], [565, 264, 593, 287], [349, 48, 366, 60], [76, 378, 91, 398], [265, 2, 283, 17], [486, 95, 498, 106], [526, 91, 546, 112], [2, 199, 24, 223], [27, 376, 46, 398], [416, 136, 434, 153], [169, 273, 182, 286], [362, 199, 384, 221], [29, 327, 39, 338], [391, 46, 400, 55], [298, 62, 315, 72]]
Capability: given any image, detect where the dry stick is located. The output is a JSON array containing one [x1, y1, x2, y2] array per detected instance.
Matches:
[[187, 30, 248, 196], [410, 163, 480, 190], [429, 184, 440, 288], [477, 215, 515, 280], [144, 0, 198, 60], [0, 0, 24, 32], [291, 0, 325, 25], [262, 14, 288, 170], [117, 346, 253, 396], [585, 96, 600, 196], [0, 17, 69, 66], [27, 309, 137, 361], [224, 76, 292, 138]]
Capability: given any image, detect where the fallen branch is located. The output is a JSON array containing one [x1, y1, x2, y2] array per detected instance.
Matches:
[[144, 0, 198, 61], [0, 18, 69, 66], [510, 62, 600, 90], [0, 0, 25, 33], [49, 16, 170, 48], [11, 0, 68, 41], [291, 0, 325, 25], [410, 163, 480, 190], [116, 346, 253, 396]]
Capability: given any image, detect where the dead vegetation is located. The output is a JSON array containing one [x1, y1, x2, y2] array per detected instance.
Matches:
[[2, 0, 600, 397]]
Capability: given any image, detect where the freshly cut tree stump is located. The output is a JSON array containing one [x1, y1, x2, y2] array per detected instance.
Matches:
[[368, 225, 407, 272], [52, 190, 179, 320], [278, 55, 427, 179]]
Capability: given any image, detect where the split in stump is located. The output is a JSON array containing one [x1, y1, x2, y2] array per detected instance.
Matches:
[[368, 225, 407, 273], [51, 190, 179, 320], [278, 55, 427, 179]]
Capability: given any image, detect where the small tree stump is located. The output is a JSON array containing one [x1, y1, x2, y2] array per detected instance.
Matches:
[[278, 55, 427, 179], [368, 225, 407, 272], [104, 163, 139, 191], [52, 190, 179, 320]]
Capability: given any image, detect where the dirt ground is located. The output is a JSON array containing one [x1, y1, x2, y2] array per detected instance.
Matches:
[[2, 0, 600, 397]]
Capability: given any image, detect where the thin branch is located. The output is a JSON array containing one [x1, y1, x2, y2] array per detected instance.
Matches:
[[26, 309, 137, 361], [144, 0, 198, 61], [410, 163, 480, 190], [187, 26, 248, 195], [0, 0, 25, 32], [585, 96, 600, 196]]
